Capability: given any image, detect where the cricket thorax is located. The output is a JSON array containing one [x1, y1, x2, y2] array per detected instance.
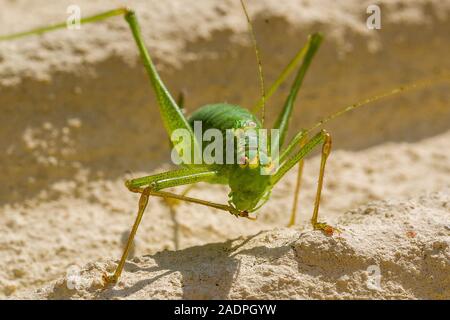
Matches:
[[187, 103, 276, 167]]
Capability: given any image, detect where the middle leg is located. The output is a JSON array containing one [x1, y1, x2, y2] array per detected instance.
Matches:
[[163, 184, 195, 250], [103, 168, 253, 286]]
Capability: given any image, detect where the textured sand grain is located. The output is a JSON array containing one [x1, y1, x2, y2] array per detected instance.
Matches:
[[28, 190, 450, 299], [4, 131, 450, 299]]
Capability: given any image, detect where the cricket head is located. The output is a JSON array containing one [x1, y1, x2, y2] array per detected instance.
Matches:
[[227, 122, 278, 213], [228, 161, 272, 213]]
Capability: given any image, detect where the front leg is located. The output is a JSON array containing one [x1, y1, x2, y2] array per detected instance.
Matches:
[[102, 168, 251, 286], [103, 186, 151, 285]]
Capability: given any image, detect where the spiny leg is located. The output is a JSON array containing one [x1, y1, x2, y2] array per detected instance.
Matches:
[[103, 168, 252, 286], [177, 90, 186, 112], [103, 187, 151, 285], [272, 129, 339, 235], [310, 131, 337, 235], [240, 0, 322, 130], [288, 131, 308, 227], [252, 33, 323, 115], [104, 169, 213, 286], [163, 184, 195, 250], [164, 88, 193, 214], [145, 189, 252, 219], [0, 8, 128, 41]]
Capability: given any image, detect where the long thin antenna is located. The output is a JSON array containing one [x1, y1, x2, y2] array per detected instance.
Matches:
[[240, 0, 266, 126], [306, 74, 450, 134], [251, 44, 308, 114], [0, 8, 127, 41]]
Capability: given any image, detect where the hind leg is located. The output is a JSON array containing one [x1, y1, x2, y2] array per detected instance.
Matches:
[[287, 132, 308, 227]]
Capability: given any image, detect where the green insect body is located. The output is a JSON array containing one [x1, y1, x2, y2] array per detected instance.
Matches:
[[188, 103, 271, 212], [1, 4, 445, 286]]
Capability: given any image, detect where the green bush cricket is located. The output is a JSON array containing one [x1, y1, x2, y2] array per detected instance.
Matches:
[[1, 2, 447, 286]]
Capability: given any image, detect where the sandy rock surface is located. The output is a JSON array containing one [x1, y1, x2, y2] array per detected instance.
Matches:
[[0, 0, 449, 299], [29, 189, 450, 299], [5, 131, 450, 299]]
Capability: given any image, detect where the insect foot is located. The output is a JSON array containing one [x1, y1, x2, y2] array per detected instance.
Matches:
[[101, 272, 118, 288], [239, 210, 257, 220], [313, 222, 341, 236]]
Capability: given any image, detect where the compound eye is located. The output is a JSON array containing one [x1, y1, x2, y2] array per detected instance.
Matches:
[[239, 156, 249, 168]]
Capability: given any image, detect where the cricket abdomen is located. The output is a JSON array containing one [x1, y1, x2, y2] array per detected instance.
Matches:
[[187, 103, 272, 211], [187, 103, 261, 179]]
